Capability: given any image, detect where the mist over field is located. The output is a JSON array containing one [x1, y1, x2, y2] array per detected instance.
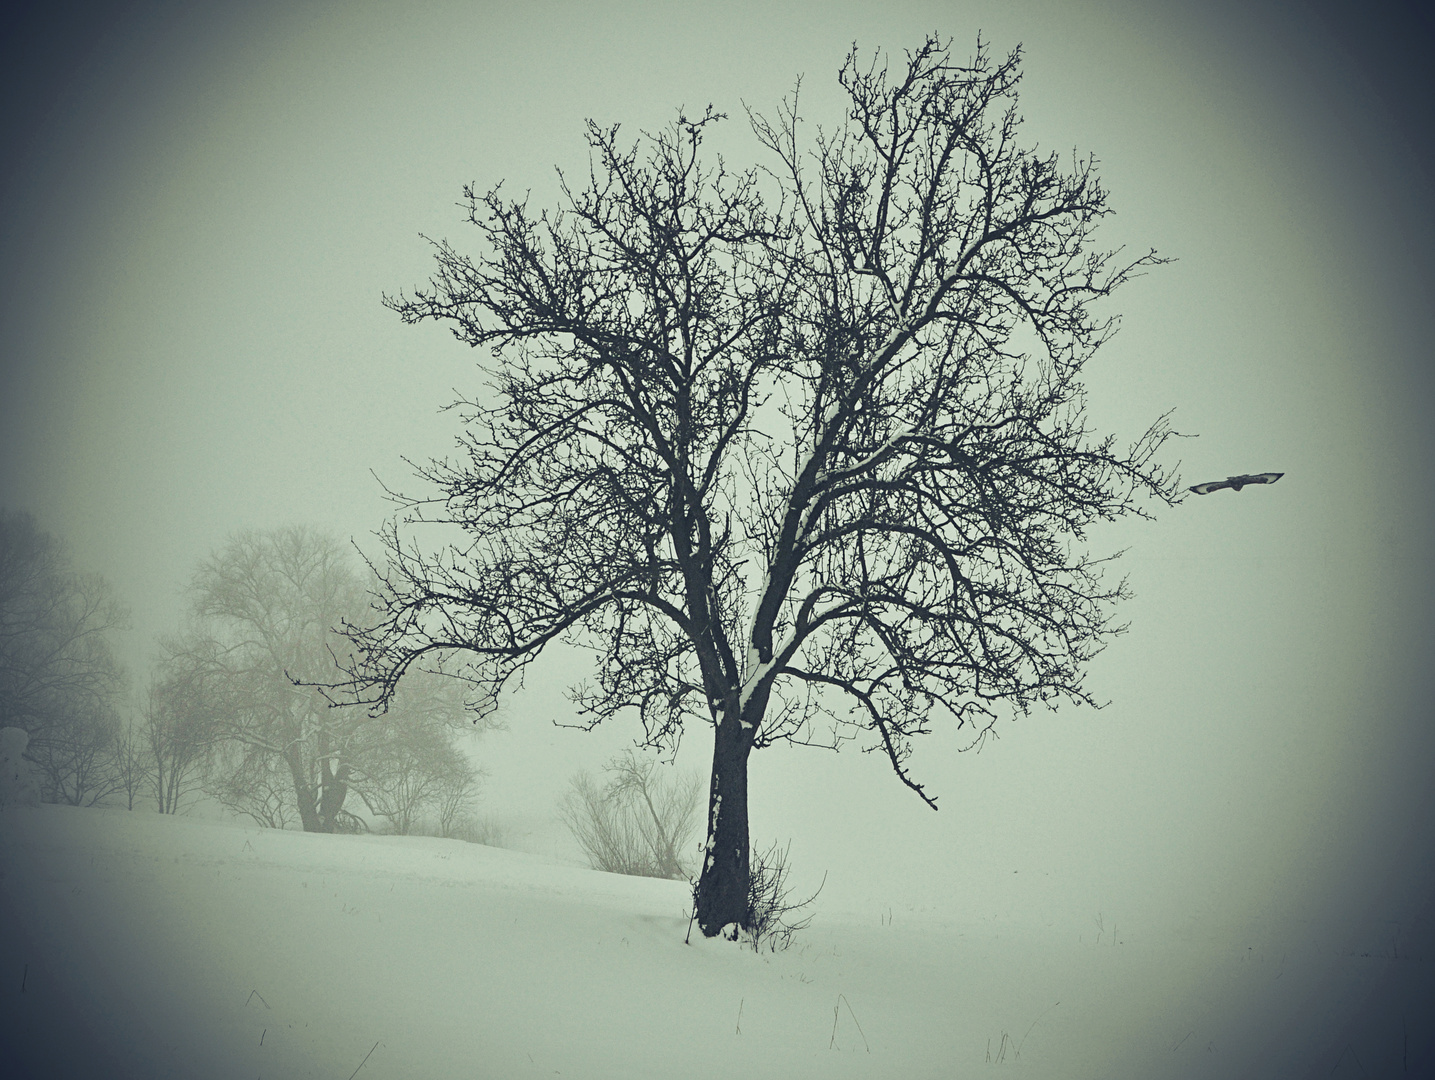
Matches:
[[2, 1, 1433, 1076]]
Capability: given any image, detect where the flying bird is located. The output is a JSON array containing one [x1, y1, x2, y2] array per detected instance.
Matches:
[[1189, 472, 1284, 495]]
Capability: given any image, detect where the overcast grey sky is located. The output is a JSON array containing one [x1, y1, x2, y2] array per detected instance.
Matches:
[[2, 0, 1433, 958]]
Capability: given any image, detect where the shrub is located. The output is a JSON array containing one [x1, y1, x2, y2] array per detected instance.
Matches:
[[559, 750, 702, 878], [743, 840, 824, 952], [451, 812, 510, 848]]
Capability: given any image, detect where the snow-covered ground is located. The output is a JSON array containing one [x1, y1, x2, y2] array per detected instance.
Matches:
[[2, 804, 1429, 1079]]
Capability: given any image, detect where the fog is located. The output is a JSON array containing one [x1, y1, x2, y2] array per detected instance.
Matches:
[[2, 0, 1433, 1067]]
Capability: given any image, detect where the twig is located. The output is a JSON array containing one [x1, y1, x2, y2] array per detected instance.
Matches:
[[829, 994, 869, 1052], [245, 989, 270, 1010], [1017, 1000, 1059, 1057], [987, 1031, 1012, 1063], [1327, 1042, 1369, 1077], [736, 998, 744, 1035], [346, 1040, 381, 1080]]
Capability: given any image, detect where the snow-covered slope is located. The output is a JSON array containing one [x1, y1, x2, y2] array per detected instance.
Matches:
[[0, 804, 1427, 1079]]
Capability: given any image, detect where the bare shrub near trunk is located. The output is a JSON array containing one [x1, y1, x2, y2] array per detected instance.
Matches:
[[559, 750, 702, 878], [743, 840, 823, 952]]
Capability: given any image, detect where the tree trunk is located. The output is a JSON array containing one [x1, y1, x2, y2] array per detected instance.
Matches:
[[317, 758, 349, 832], [154, 755, 172, 814], [287, 748, 324, 832], [695, 708, 756, 937]]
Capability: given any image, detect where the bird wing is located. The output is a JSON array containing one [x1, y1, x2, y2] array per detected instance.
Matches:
[[1189, 480, 1231, 495], [1191, 472, 1283, 494], [1224, 472, 1284, 487]]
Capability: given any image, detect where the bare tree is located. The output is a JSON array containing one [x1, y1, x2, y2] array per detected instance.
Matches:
[[25, 701, 122, 806], [743, 840, 823, 952], [355, 708, 460, 834], [172, 527, 492, 833], [433, 760, 484, 839], [208, 738, 297, 829], [143, 645, 221, 814], [348, 37, 1183, 935], [359, 735, 468, 835], [349, 661, 496, 835], [0, 510, 130, 805], [110, 718, 149, 810], [177, 526, 372, 832]]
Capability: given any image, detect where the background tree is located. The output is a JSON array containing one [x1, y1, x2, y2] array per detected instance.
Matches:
[[170, 525, 493, 833], [143, 644, 222, 814], [349, 36, 1183, 935], [357, 730, 473, 835], [0, 509, 130, 805], [432, 764, 484, 840], [24, 700, 123, 806], [109, 717, 149, 810], [208, 738, 299, 828], [174, 525, 372, 832], [349, 666, 488, 835], [559, 750, 703, 879]]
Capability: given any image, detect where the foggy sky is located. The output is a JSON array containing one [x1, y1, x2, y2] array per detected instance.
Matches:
[[2, 0, 1433, 959]]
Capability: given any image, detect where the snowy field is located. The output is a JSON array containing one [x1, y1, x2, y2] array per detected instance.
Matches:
[[2, 804, 1429, 1079]]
